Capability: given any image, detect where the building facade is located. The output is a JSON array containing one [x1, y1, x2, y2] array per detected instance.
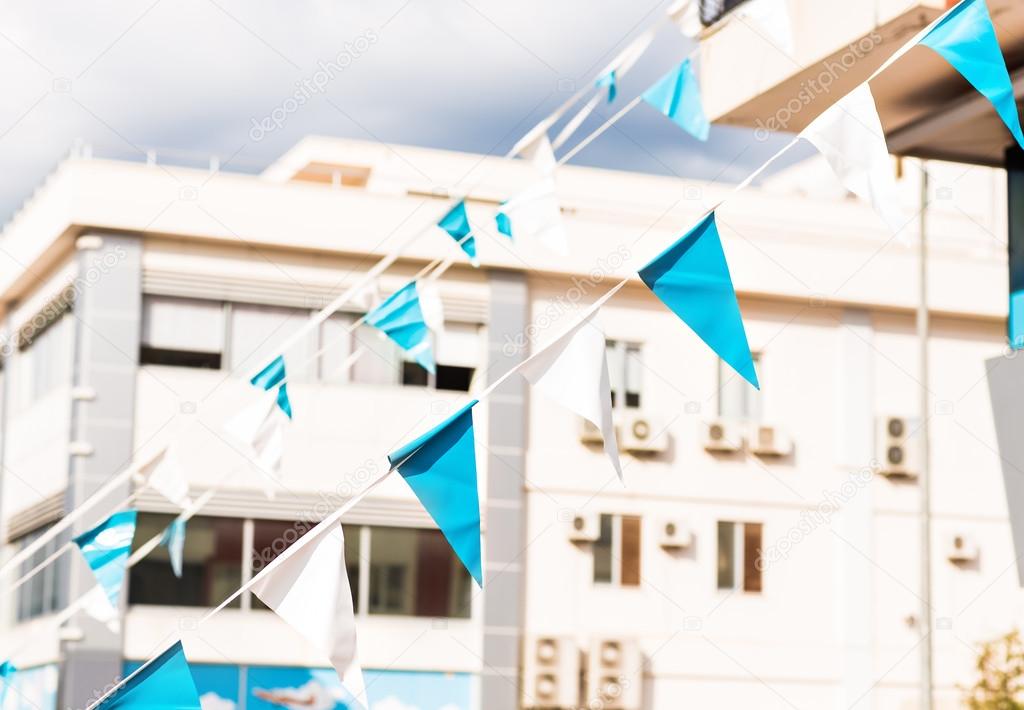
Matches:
[[0, 134, 1016, 710]]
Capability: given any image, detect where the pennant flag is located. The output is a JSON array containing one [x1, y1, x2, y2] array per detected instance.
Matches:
[[668, 0, 702, 36], [140, 448, 191, 509], [101, 642, 202, 709], [83, 585, 121, 633], [159, 518, 186, 578], [73, 510, 137, 608], [0, 661, 15, 706], [495, 207, 513, 239], [800, 84, 903, 233], [251, 355, 293, 419], [521, 133, 557, 175], [417, 280, 446, 334], [365, 281, 437, 373], [498, 178, 569, 255], [437, 201, 479, 267], [596, 70, 617, 103], [638, 212, 759, 388], [519, 284, 624, 480], [251, 521, 367, 709], [642, 58, 710, 141], [919, 0, 1024, 149], [224, 389, 287, 487], [389, 400, 482, 585], [737, 0, 795, 56]]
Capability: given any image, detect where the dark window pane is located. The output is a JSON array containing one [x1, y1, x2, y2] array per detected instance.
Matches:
[[593, 515, 613, 584], [140, 347, 221, 369], [367, 527, 470, 618], [436, 366, 473, 392], [16, 526, 64, 622], [129, 515, 242, 608], [620, 516, 641, 587], [345, 526, 361, 611], [743, 523, 763, 593], [717, 521, 735, 590], [401, 361, 429, 387]]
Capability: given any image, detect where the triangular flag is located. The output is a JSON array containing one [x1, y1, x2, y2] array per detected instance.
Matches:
[[737, 0, 795, 56], [251, 355, 293, 419], [418, 280, 446, 334], [642, 58, 710, 141], [82, 585, 121, 633], [800, 84, 903, 233], [668, 0, 702, 36], [140, 448, 191, 509], [100, 642, 202, 709], [521, 132, 557, 175], [519, 284, 624, 480], [437, 201, 479, 267], [365, 281, 436, 373], [919, 0, 1024, 149], [224, 389, 288, 490], [73, 510, 137, 608], [159, 518, 186, 578], [389, 400, 482, 585], [596, 70, 617, 103], [495, 207, 513, 239], [0, 661, 15, 706], [250, 521, 367, 709], [638, 212, 759, 388], [498, 178, 569, 255]]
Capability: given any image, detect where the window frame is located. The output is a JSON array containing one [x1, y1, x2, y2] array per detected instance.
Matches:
[[717, 352, 762, 421], [605, 340, 644, 410], [592, 513, 642, 588], [716, 520, 764, 594]]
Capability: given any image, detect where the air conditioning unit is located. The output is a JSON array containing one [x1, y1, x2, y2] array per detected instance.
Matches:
[[748, 423, 793, 457], [522, 636, 580, 709], [579, 418, 607, 445], [620, 414, 667, 454], [703, 420, 743, 453], [568, 512, 601, 543], [947, 534, 980, 565], [658, 519, 693, 550], [585, 638, 642, 710], [876, 416, 920, 480]]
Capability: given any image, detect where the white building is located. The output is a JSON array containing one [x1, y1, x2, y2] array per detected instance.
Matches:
[[0, 130, 1015, 710]]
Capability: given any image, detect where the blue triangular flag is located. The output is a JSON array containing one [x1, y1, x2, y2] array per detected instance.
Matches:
[[100, 642, 202, 709], [638, 212, 759, 389], [919, 0, 1024, 149], [251, 355, 292, 419], [366, 281, 436, 374], [159, 518, 186, 579], [596, 69, 617, 103], [388, 400, 482, 585], [0, 661, 16, 706], [495, 206, 513, 239], [438, 201, 479, 266], [73, 510, 137, 608], [642, 58, 710, 141]]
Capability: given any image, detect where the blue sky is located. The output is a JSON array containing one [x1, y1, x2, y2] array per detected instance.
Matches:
[[0, 0, 802, 223]]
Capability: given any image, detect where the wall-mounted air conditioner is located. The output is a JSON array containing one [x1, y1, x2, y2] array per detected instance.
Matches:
[[523, 636, 580, 709], [568, 512, 600, 543], [748, 423, 793, 458], [947, 534, 980, 565], [585, 638, 642, 710], [620, 413, 667, 454], [876, 416, 920, 480], [703, 420, 743, 453], [658, 519, 694, 550]]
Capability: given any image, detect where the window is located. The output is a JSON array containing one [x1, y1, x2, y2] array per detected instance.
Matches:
[[16, 311, 73, 407], [717, 521, 763, 593], [700, 0, 750, 26], [319, 313, 356, 384], [128, 514, 243, 608], [15, 526, 65, 621], [592, 514, 642, 587], [367, 527, 471, 618], [718, 353, 761, 420], [354, 322, 479, 393], [606, 341, 642, 409], [229, 304, 315, 381], [140, 296, 223, 369]]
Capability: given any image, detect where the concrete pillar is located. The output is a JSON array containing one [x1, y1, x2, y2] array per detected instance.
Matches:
[[58, 233, 142, 709], [481, 270, 529, 710]]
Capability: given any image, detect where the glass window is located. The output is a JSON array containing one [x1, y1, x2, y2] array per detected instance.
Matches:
[[620, 516, 641, 586], [592, 514, 640, 587], [606, 341, 643, 409], [230, 304, 314, 381], [593, 514, 614, 584], [718, 353, 761, 420], [140, 296, 223, 369], [717, 521, 763, 593], [16, 311, 73, 408], [367, 527, 471, 619], [128, 514, 243, 608], [352, 325, 400, 385], [319, 313, 356, 384], [15, 526, 65, 621]]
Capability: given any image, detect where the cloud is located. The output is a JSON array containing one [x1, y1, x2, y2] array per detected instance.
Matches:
[[371, 697, 420, 710], [199, 692, 236, 710]]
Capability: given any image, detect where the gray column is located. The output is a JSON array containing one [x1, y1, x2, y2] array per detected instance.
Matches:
[[481, 270, 529, 710], [58, 233, 142, 709]]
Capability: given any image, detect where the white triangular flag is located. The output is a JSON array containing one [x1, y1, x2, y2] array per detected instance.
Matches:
[[520, 132, 556, 175], [250, 521, 367, 709], [518, 283, 624, 480], [667, 0, 702, 36], [82, 585, 120, 633], [224, 390, 287, 495], [501, 178, 569, 255], [737, 0, 794, 56], [800, 84, 903, 233], [418, 280, 446, 334], [141, 448, 191, 509]]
